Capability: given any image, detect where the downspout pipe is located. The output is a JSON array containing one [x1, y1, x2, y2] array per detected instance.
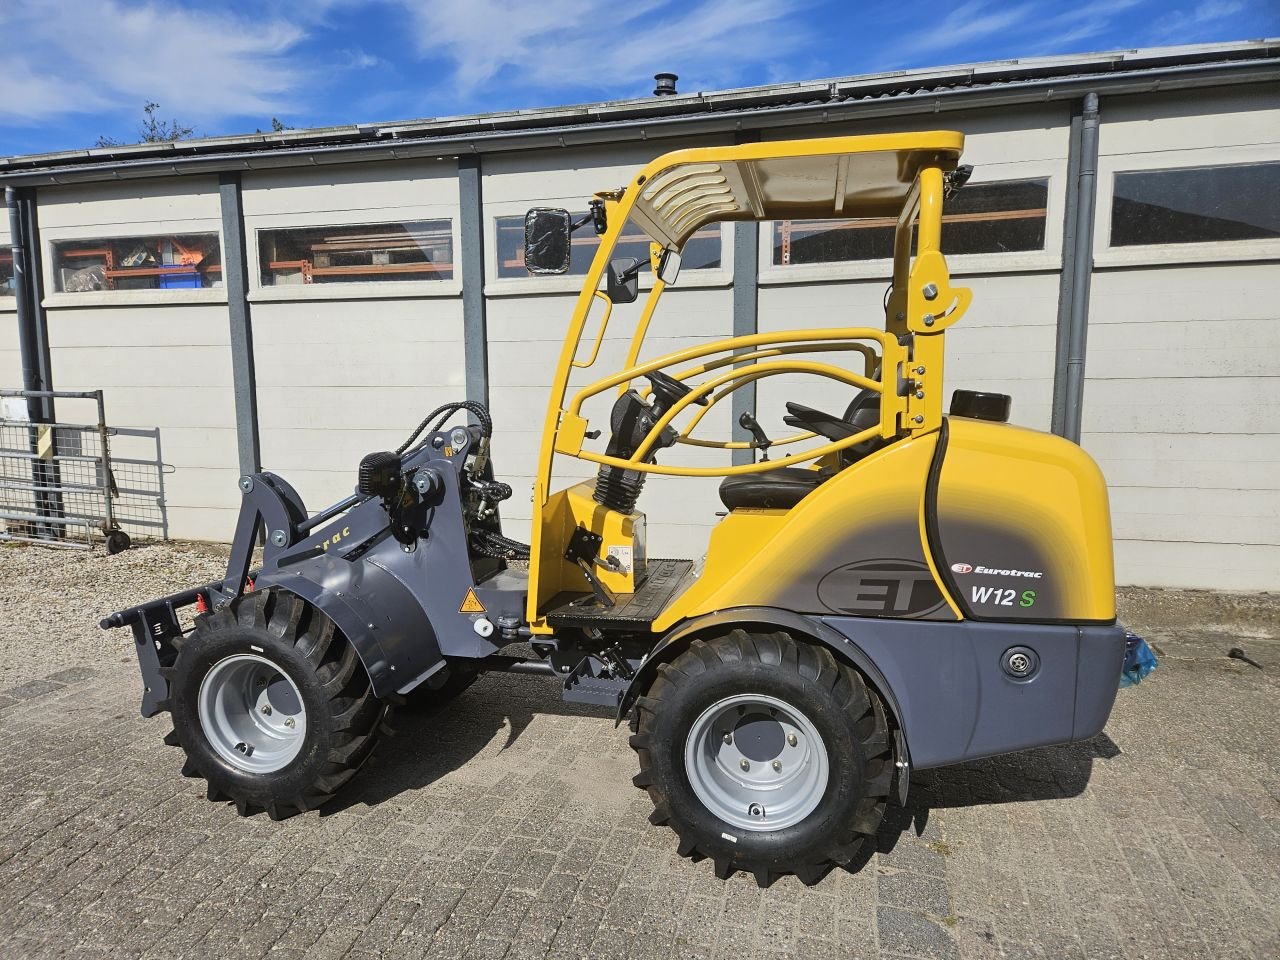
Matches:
[[7, 185, 63, 535], [1060, 92, 1100, 445], [7, 186, 46, 422]]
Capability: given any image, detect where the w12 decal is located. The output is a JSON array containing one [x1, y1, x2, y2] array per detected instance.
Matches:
[[971, 586, 1036, 608]]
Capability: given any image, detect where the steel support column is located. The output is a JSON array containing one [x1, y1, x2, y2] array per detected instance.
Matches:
[[458, 154, 489, 410], [731, 133, 761, 465], [218, 173, 261, 477], [731, 221, 761, 465], [1051, 93, 1101, 443]]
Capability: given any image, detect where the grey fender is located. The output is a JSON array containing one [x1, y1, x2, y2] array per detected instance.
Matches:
[[254, 551, 445, 700], [619, 607, 912, 800]]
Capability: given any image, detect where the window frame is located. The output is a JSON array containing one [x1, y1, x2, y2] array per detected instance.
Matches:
[[245, 207, 461, 302], [483, 196, 733, 297], [1095, 143, 1280, 268], [0, 230, 14, 311], [253, 217, 457, 295], [41, 219, 228, 308], [758, 161, 1064, 284]]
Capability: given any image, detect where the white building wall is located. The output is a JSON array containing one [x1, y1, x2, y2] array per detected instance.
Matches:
[[1086, 89, 1280, 590], [34, 177, 239, 540], [4, 88, 1274, 591], [242, 159, 466, 514]]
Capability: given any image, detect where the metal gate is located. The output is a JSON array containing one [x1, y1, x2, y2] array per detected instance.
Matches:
[[0, 389, 168, 551]]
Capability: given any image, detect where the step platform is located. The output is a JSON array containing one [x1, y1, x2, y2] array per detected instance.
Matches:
[[544, 559, 694, 631]]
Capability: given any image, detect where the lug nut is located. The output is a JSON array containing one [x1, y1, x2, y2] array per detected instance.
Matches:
[[261, 705, 272, 716], [739, 759, 750, 772], [787, 733, 798, 747], [722, 732, 732, 745], [772, 761, 782, 772], [284, 717, 295, 729]]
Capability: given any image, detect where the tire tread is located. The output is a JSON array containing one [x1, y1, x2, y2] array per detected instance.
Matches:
[[629, 628, 894, 887]]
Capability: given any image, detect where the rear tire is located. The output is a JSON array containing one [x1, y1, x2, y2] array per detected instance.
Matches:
[[162, 588, 386, 820], [630, 629, 893, 886]]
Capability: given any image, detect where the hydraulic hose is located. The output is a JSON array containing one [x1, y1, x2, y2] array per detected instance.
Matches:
[[397, 400, 493, 455]]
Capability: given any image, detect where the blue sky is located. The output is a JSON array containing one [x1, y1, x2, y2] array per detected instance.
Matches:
[[1, 0, 1275, 157]]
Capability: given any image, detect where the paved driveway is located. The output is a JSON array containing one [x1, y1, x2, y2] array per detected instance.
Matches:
[[0, 543, 1276, 959]]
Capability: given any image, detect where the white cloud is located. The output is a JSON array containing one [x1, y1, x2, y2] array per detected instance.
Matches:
[[0, 0, 308, 126], [1149, 0, 1247, 42], [391, 0, 814, 98], [888, 0, 1147, 65], [343, 49, 387, 70]]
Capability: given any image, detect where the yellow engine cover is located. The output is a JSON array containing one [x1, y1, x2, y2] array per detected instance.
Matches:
[[933, 417, 1115, 623], [657, 417, 1116, 630]]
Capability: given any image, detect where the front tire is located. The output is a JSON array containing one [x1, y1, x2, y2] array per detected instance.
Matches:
[[163, 589, 385, 820], [630, 629, 893, 886]]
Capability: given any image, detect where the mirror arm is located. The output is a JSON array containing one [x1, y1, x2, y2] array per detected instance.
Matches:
[[573, 199, 609, 235]]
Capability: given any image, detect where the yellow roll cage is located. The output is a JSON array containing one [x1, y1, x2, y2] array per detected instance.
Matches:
[[527, 132, 972, 621]]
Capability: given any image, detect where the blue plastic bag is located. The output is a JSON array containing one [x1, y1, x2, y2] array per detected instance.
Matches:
[[1120, 632, 1158, 687]]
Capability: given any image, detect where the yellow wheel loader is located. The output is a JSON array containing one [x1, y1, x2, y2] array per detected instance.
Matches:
[[104, 132, 1134, 886]]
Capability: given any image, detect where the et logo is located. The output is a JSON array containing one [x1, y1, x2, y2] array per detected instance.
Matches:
[[818, 560, 948, 619], [951, 562, 973, 573]]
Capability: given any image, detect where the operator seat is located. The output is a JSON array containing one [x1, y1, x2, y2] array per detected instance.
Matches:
[[717, 389, 884, 510]]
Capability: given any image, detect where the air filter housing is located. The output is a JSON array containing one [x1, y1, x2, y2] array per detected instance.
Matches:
[[950, 389, 1011, 423]]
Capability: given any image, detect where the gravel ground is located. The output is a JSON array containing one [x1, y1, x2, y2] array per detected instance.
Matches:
[[0, 540, 1276, 960], [0, 540, 229, 689]]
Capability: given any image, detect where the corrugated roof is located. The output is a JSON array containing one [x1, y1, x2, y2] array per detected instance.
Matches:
[[2, 39, 1275, 185]]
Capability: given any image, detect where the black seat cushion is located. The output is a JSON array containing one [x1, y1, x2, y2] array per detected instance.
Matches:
[[718, 467, 825, 510]]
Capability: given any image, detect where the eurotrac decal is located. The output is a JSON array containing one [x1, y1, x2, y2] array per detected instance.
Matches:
[[949, 561, 1043, 612], [817, 559, 949, 619]]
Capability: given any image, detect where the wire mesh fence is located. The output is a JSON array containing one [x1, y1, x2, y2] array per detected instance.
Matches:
[[0, 390, 169, 549]]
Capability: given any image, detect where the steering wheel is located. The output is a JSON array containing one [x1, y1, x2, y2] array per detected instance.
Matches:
[[646, 370, 709, 409]]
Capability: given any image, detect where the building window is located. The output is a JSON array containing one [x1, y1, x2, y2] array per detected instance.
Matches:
[[772, 179, 1050, 266], [0, 249, 13, 298], [258, 220, 453, 286], [1110, 162, 1280, 247], [495, 213, 721, 279], [52, 233, 222, 292]]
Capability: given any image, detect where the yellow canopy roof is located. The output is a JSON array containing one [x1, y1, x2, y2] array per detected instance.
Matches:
[[626, 131, 964, 247]]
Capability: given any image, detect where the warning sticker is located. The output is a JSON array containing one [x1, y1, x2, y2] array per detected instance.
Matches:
[[458, 587, 486, 614]]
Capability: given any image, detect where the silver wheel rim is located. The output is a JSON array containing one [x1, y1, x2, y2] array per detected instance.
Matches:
[[684, 693, 829, 832], [198, 654, 307, 774]]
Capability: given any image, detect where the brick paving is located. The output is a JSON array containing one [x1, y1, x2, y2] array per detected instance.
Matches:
[[0, 548, 1277, 959]]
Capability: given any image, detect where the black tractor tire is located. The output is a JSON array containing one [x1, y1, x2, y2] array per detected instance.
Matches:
[[161, 588, 386, 820], [630, 629, 893, 886], [400, 661, 480, 713]]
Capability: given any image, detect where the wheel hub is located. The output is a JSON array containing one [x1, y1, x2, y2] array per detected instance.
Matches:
[[684, 694, 829, 832], [198, 654, 307, 774]]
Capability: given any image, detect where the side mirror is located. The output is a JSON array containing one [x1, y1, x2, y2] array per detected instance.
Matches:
[[657, 249, 682, 286], [607, 258, 640, 304], [524, 208, 572, 274]]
